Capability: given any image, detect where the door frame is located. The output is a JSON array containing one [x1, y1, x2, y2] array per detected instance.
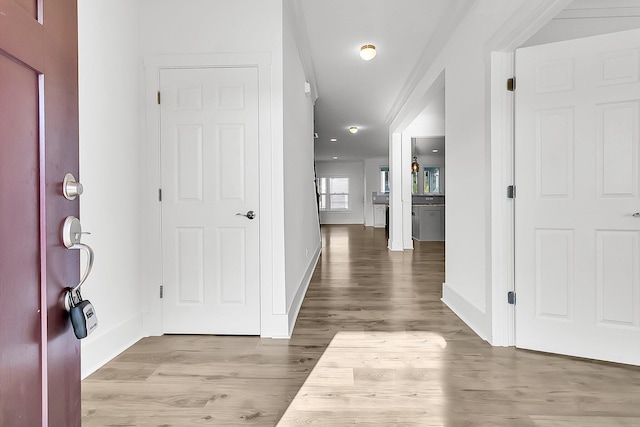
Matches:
[[141, 53, 278, 337], [488, 0, 574, 346]]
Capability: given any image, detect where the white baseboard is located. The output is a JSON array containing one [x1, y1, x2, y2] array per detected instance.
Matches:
[[267, 314, 291, 339], [81, 314, 143, 379], [320, 218, 364, 225], [441, 283, 490, 342], [286, 244, 322, 337]]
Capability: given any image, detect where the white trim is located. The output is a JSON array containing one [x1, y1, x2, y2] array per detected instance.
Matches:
[[442, 283, 490, 342], [489, 52, 516, 347], [319, 218, 365, 225], [286, 244, 322, 338], [144, 53, 272, 69], [388, 133, 404, 251], [141, 52, 276, 338], [81, 314, 142, 379], [141, 62, 163, 338], [489, 0, 574, 53], [401, 133, 414, 250], [486, 0, 571, 347]]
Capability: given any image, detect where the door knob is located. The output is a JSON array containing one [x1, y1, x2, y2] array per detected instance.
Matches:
[[236, 210, 256, 220], [63, 173, 83, 200]]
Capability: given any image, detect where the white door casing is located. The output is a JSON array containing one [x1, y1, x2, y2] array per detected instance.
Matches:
[[160, 67, 260, 334], [515, 29, 640, 365]]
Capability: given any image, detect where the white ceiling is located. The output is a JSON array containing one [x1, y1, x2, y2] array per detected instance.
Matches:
[[296, 0, 640, 162], [523, 0, 640, 47], [294, 0, 470, 161]]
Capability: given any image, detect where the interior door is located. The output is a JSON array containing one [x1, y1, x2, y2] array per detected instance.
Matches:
[[160, 67, 261, 335], [515, 29, 640, 365], [0, 0, 81, 425]]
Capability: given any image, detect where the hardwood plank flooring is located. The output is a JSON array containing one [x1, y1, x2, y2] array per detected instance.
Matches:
[[82, 225, 640, 426]]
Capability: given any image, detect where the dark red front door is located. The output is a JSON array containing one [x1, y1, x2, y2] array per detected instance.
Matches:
[[0, 0, 81, 425]]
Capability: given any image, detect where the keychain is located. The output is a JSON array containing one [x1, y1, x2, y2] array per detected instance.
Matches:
[[67, 288, 98, 339]]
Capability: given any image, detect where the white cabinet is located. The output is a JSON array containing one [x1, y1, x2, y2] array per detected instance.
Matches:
[[412, 206, 445, 241], [373, 205, 386, 228]]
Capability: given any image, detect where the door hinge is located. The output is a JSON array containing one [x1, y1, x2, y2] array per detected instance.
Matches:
[[158, 188, 162, 202], [507, 185, 516, 199], [507, 291, 516, 305], [157, 91, 161, 104], [507, 77, 516, 92], [160, 285, 164, 299]]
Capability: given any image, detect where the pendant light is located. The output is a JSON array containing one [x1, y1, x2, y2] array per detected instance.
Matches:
[[411, 156, 419, 173], [411, 138, 419, 172]]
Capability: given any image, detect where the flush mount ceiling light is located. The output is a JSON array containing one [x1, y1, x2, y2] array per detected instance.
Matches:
[[432, 149, 439, 153], [360, 44, 376, 61], [349, 126, 359, 134], [330, 138, 337, 142], [333, 156, 338, 159]]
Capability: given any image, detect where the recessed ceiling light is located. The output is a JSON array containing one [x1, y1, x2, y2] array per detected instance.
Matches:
[[360, 44, 376, 61], [330, 138, 337, 142], [333, 156, 338, 159], [349, 126, 358, 134], [432, 149, 439, 153]]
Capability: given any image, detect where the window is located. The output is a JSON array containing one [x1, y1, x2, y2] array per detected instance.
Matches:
[[380, 167, 389, 193], [318, 177, 349, 211], [424, 167, 440, 193], [412, 172, 418, 194]]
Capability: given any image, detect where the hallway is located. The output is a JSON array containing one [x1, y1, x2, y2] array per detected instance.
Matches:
[[82, 225, 640, 426]]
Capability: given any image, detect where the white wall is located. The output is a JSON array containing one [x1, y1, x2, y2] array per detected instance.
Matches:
[[390, 0, 562, 342], [138, 0, 292, 338], [364, 157, 388, 226], [138, 0, 283, 59], [76, 0, 318, 377], [283, 10, 322, 329], [316, 161, 365, 225], [78, 0, 143, 378]]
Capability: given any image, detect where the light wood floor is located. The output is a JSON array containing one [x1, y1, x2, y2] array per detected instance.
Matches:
[[82, 225, 640, 426]]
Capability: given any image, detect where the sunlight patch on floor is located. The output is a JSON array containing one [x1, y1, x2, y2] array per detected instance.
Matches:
[[277, 331, 447, 426]]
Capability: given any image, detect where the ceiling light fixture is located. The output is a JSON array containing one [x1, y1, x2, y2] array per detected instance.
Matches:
[[333, 156, 338, 159], [349, 126, 358, 134], [360, 44, 376, 61], [330, 138, 337, 142], [432, 149, 438, 153]]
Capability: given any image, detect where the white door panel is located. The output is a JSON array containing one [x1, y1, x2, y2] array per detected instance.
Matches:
[[515, 29, 640, 365], [160, 67, 260, 335]]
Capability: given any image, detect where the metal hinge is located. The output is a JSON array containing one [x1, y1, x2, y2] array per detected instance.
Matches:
[[160, 285, 164, 299], [507, 291, 516, 305], [507, 77, 516, 91], [507, 185, 516, 199], [157, 91, 161, 104], [158, 188, 162, 202]]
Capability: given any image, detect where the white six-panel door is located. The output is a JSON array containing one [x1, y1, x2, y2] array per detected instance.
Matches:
[[515, 29, 640, 365], [160, 67, 260, 335]]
